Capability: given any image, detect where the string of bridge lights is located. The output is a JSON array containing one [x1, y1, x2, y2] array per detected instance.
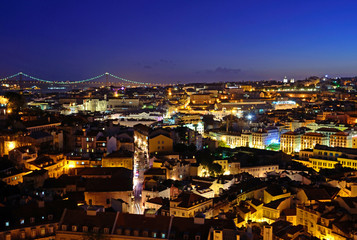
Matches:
[[0, 72, 150, 85]]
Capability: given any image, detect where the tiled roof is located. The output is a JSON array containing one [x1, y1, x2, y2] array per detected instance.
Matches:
[[172, 191, 209, 208]]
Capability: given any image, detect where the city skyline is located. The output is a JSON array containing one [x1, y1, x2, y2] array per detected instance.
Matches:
[[2, 1, 357, 83]]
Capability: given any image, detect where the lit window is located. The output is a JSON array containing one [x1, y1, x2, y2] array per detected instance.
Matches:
[[20, 219, 24, 224], [5, 221, 9, 227]]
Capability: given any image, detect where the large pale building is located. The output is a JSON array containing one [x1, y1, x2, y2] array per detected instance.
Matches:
[[170, 192, 213, 218], [102, 150, 134, 170], [148, 133, 173, 153], [280, 132, 301, 154], [329, 132, 352, 148], [252, 128, 279, 149], [301, 132, 328, 150], [190, 93, 215, 105]]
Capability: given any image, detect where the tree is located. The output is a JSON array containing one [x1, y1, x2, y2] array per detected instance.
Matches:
[[196, 149, 214, 166], [209, 163, 223, 177], [217, 140, 229, 148], [4, 92, 26, 113]]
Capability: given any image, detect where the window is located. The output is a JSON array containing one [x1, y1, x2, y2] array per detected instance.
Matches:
[[40, 227, 46, 236], [104, 228, 110, 234], [161, 233, 166, 238], [20, 219, 24, 224], [48, 214, 53, 220], [72, 226, 77, 232], [30, 217, 35, 223], [31, 229, 36, 238], [5, 221, 9, 227]]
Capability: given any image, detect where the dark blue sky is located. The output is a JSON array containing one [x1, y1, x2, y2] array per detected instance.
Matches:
[[1, 0, 357, 83]]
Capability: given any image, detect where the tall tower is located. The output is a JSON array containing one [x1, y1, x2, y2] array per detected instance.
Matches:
[[283, 76, 288, 83], [105, 72, 109, 87], [18, 72, 23, 90]]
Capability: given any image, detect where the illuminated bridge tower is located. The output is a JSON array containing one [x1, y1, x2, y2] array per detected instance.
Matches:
[[105, 72, 109, 87]]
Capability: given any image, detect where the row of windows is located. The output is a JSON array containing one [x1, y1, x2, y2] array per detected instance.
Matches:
[[4, 215, 54, 227], [5, 227, 54, 240], [341, 161, 357, 167], [312, 161, 334, 168], [60, 226, 179, 239]]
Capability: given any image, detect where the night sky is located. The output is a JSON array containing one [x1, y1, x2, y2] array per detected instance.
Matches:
[[1, 0, 357, 83]]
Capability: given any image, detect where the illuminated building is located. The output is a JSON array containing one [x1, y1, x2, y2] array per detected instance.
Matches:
[[0, 201, 71, 240], [170, 192, 213, 218], [148, 134, 173, 153], [1, 171, 32, 185], [240, 133, 252, 147], [9, 146, 37, 166], [252, 128, 279, 149], [272, 100, 298, 110], [209, 131, 242, 148], [280, 132, 301, 154], [239, 165, 279, 178], [296, 144, 357, 172], [190, 93, 215, 105], [296, 204, 340, 240], [83, 169, 133, 208], [57, 209, 239, 240], [102, 150, 134, 170], [329, 132, 352, 148], [301, 132, 328, 150], [262, 197, 291, 224], [264, 185, 291, 204], [74, 130, 117, 154]]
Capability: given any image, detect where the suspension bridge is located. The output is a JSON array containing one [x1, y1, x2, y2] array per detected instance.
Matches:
[[0, 72, 163, 89]]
